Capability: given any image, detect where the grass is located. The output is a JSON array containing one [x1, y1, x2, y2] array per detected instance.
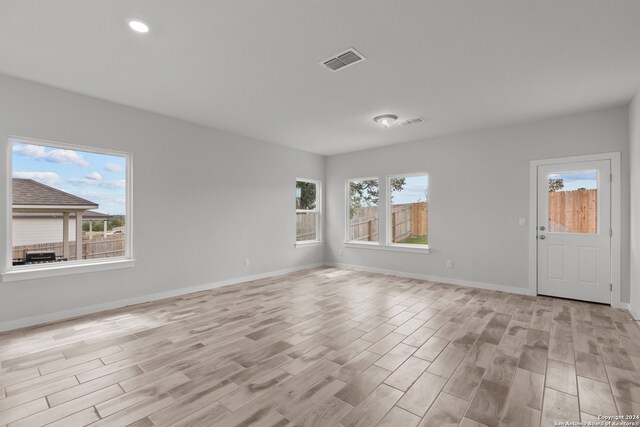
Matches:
[[398, 235, 428, 245]]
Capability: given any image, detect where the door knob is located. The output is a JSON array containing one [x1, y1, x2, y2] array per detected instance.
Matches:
[[539, 226, 545, 231], [539, 235, 546, 240]]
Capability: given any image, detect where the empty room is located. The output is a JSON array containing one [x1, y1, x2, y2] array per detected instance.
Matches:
[[1, 1, 640, 426]]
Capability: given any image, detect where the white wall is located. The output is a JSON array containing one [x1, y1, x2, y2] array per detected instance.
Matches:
[[13, 217, 77, 246], [630, 92, 640, 318], [0, 74, 325, 329], [325, 107, 631, 301], [0, 73, 633, 331]]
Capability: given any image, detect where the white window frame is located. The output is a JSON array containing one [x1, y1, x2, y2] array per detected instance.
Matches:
[[385, 172, 430, 252], [295, 178, 322, 248], [344, 174, 430, 254], [345, 176, 380, 247], [1, 136, 135, 282]]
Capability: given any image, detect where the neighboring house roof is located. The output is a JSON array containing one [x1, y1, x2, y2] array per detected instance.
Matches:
[[83, 211, 110, 220], [12, 211, 110, 220], [12, 178, 99, 208]]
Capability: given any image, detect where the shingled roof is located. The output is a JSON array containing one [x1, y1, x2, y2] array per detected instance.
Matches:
[[12, 179, 99, 208]]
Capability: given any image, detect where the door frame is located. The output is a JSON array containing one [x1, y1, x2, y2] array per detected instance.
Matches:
[[528, 152, 622, 307]]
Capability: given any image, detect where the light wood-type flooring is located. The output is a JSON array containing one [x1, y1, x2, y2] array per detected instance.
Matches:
[[1, 267, 640, 427]]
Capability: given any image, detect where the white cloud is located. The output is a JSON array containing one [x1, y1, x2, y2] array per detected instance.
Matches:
[[48, 150, 90, 168], [13, 171, 63, 186], [13, 144, 90, 168], [13, 144, 45, 157], [104, 163, 123, 173], [94, 179, 125, 189], [73, 190, 126, 214], [68, 173, 125, 189], [105, 179, 126, 189], [87, 171, 103, 181], [68, 178, 96, 185], [73, 190, 102, 198]]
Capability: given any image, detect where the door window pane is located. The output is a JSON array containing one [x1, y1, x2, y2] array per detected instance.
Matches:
[[548, 171, 598, 234]]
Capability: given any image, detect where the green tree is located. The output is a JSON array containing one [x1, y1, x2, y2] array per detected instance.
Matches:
[[82, 221, 105, 232], [296, 181, 316, 210], [389, 177, 406, 203], [349, 178, 406, 215], [549, 178, 564, 192], [109, 215, 125, 230]]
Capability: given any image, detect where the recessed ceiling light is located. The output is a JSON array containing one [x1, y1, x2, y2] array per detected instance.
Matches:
[[373, 114, 398, 128], [128, 20, 149, 33]]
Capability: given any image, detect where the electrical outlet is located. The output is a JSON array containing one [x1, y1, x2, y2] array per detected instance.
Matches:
[[446, 260, 453, 268], [339, 249, 344, 256], [519, 217, 527, 226], [243, 259, 250, 267]]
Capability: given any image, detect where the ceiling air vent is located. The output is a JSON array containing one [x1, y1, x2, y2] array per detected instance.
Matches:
[[398, 117, 424, 126], [321, 48, 366, 72]]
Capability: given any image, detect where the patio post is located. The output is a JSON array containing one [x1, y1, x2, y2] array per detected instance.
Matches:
[[63, 212, 70, 259], [76, 212, 83, 260]]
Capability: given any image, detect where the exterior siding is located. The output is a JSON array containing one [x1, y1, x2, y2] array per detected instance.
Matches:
[[12, 218, 77, 246]]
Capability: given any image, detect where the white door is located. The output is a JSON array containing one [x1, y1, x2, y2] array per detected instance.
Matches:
[[537, 160, 611, 303]]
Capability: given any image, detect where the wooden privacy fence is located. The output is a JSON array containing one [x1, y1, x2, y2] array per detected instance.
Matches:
[[391, 202, 428, 242], [349, 210, 379, 241], [296, 212, 318, 241], [349, 202, 428, 242], [548, 189, 597, 233], [12, 235, 126, 261]]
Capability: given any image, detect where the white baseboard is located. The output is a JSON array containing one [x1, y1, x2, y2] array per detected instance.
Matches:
[[611, 301, 629, 309], [0, 263, 325, 333], [327, 263, 640, 322], [3, 261, 635, 332], [326, 262, 534, 296], [629, 302, 640, 325]]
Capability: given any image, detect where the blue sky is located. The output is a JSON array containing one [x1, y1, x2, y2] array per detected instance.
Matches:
[[392, 175, 428, 204], [12, 142, 126, 214], [548, 171, 597, 191]]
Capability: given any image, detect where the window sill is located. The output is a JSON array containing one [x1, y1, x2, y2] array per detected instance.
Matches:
[[1, 258, 136, 283], [295, 240, 323, 248], [344, 242, 430, 254]]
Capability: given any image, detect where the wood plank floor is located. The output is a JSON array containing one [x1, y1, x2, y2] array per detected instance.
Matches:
[[1, 267, 639, 427]]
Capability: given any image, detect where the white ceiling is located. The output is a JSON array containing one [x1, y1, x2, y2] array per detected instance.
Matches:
[[1, 1, 640, 155]]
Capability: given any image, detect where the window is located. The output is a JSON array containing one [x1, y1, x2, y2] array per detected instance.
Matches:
[[4, 137, 133, 281], [547, 170, 598, 234], [388, 174, 428, 246], [347, 178, 379, 243], [296, 179, 321, 245]]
